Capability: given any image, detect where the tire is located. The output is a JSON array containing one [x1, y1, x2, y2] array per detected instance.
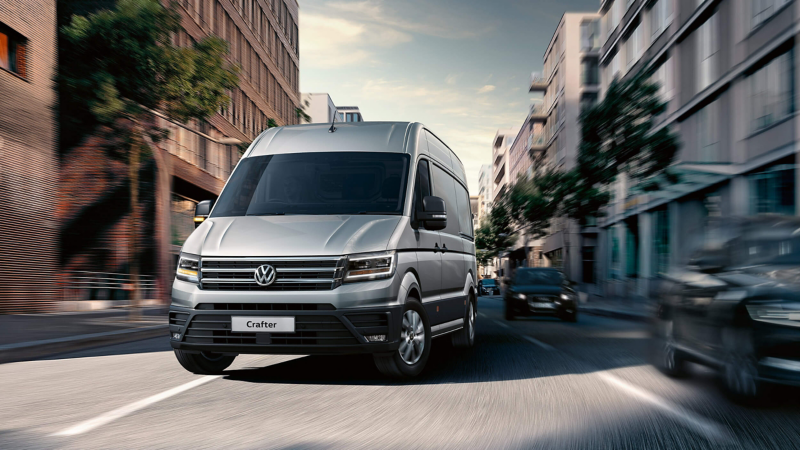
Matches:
[[452, 296, 476, 348], [504, 300, 515, 321], [561, 309, 578, 322], [654, 320, 687, 377], [374, 299, 432, 378], [174, 349, 236, 375], [721, 327, 763, 404]]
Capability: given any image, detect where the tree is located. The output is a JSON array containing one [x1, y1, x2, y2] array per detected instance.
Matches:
[[475, 199, 516, 277], [60, 0, 239, 319]]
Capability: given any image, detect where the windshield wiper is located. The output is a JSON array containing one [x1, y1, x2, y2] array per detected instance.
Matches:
[[247, 212, 285, 216]]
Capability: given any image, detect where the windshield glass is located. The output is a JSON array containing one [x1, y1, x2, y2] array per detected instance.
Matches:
[[514, 269, 562, 286], [482, 279, 496, 286], [211, 152, 410, 217]]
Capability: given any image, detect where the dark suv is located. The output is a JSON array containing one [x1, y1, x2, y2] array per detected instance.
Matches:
[[478, 278, 500, 296], [653, 217, 800, 402], [504, 268, 578, 322]]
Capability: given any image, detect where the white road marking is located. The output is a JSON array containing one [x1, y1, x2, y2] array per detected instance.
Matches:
[[597, 372, 730, 443], [478, 312, 488, 318], [52, 375, 220, 437], [522, 335, 555, 351], [493, 320, 510, 329]]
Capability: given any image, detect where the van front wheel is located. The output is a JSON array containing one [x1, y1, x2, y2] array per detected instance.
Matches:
[[374, 299, 431, 378], [174, 349, 236, 375]]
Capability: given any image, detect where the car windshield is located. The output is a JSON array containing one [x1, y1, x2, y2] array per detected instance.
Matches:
[[514, 269, 562, 286], [482, 279, 496, 286], [211, 152, 410, 217]]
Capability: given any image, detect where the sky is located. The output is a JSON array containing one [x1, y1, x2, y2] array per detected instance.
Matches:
[[299, 0, 601, 194]]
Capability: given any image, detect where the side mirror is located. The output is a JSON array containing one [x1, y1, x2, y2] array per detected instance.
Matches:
[[194, 200, 214, 228], [418, 195, 447, 231]]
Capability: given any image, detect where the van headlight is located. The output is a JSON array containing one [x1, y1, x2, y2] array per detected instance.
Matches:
[[344, 251, 396, 282], [176, 254, 199, 284], [747, 301, 800, 324]]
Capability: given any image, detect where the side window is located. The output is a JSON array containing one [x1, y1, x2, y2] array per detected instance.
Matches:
[[454, 182, 473, 238], [413, 160, 432, 222], [431, 164, 459, 236], [425, 130, 453, 168]]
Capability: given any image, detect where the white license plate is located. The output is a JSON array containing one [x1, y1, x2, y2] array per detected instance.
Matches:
[[529, 302, 555, 309], [789, 313, 800, 321], [231, 316, 295, 333]]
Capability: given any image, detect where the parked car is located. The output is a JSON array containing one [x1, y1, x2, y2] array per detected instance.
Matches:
[[503, 268, 578, 322], [169, 122, 478, 378], [653, 217, 800, 402], [478, 278, 500, 296]]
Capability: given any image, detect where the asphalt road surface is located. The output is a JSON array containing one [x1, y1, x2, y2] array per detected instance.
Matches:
[[1, 296, 799, 449]]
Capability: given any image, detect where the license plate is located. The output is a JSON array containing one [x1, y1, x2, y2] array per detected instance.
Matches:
[[231, 316, 295, 333], [789, 313, 800, 321], [529, 302, 555, 309]]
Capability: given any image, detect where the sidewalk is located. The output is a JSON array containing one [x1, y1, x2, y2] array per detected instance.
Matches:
[[0, 306, 168, 364], [579, 296, 656, 323]]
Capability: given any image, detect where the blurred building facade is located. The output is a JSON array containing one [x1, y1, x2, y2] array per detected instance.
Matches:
[[476, 164, 494, 277], [526, 13, 601, 282], [0, 0, 58, 312], [596, 0, 800, 300], [491, 128, 518, 204], [337, 106, 364, 123], [302, 93, 337, 124], [58, 0, 301, 309]]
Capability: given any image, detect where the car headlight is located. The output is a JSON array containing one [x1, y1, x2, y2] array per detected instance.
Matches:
[[176, 253, 199, 284], [747, 301, 800, 324], [344, 251, 396, 282], [516, 293, 527, 300]]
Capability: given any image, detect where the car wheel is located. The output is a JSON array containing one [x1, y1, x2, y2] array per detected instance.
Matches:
[[561, 309, 578, 322], [174, 349, 236, 375], [655, 320, 687, 377], [722, 327, 763, 403], [374, 299, 431, 378], [452, 296, 476, 348], [504, 300, 515, 321]]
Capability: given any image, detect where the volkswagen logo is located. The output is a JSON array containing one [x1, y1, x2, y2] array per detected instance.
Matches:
[[254, 264, 276, 286]]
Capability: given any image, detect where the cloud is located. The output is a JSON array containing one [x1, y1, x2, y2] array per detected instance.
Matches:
[[299, 12, 411, 69], [445, 74, 461, 85], [477, 85, 496, 94]]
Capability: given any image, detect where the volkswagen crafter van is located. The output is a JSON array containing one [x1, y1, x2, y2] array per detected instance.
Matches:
[[170, 122, 477, 378]]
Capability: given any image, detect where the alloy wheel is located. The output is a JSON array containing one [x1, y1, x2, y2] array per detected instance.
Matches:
[[468, 302, 475, 341], [399, 310, 425, 365]]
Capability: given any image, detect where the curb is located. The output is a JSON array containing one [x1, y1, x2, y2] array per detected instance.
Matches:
[[0, 324, 169, 364], [581, 307, 652, 323]]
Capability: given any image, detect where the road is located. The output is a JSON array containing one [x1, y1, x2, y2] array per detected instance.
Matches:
[[1, 296, 798, 449]]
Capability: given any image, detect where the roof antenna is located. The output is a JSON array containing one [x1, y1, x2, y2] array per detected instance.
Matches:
[[328, 110, 338, 133]]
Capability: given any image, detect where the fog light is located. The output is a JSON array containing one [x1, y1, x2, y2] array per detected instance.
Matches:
[[172, 333, 181, 340], [365, 334, 386, 342]]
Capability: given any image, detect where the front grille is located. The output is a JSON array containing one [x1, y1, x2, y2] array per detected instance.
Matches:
[[183, 314, 359, 346], [196, 303, 336, 311], [200, 257, 345, 291], [346, 313, 390, 337], [169, 312, 189, 327]]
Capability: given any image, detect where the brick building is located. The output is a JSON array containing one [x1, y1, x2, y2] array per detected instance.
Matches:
[[58, 0, 301, 308], [0, 1, 59, 312]]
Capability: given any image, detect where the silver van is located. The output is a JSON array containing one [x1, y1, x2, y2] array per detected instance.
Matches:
[[169, 122, 477, 378]]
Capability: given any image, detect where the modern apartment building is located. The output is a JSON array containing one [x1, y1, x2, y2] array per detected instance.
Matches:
[[58, 0, 301, 307], [337, 106, 364, 122], [529, 12, 601, 282], [476, 164, 495, 277], [491, 127, 519, 204], [302, 93, 337, 124], [0, 0, 58, 312], [596, 0, 800, 299]]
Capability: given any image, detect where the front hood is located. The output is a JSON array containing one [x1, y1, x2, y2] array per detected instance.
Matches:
[[511, 285, 564, 295], [182, 215, 402, 257]]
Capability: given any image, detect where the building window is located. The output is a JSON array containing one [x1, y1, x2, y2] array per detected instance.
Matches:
[[750, 49, 794, 132], [651, 56, 675, 103], [650, 0, 673, 41], [697, 13, 719, 92], [581, 92, 598, 112], [749, 163, 795, 215], [580, 20, 600, 51], [697, 99, 719, 162], [581, 59, 599, 86], [653, 209, 670, 274], [626, 24, 643, 70], [752, 0, 790, 29], [0, 24, 27, 78]]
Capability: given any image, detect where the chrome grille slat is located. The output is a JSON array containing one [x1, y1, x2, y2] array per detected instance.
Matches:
[[200, 257, 345, 291]]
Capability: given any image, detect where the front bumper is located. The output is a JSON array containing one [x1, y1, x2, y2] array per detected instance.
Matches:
[[169, 304, 403, 355], [506, 297, 576, 315]]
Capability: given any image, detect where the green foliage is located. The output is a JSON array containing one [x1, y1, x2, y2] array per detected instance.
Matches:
[[474, 203, 516, 257], [59, 0, 240, 150]]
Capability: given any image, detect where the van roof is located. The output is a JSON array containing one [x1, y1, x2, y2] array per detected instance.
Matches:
[[247, 122, 414, 157]]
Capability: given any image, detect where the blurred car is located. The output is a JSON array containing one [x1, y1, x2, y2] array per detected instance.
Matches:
[[654, 217, 800, 402], [504, 268, 578, 321], [478, 278, 500, 296]]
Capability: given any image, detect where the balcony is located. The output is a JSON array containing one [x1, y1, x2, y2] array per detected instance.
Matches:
[[529, 72, 548, 92], [528, 133, 547, 153], [494, 161, 506, 185], [529, 102, 547, 121]]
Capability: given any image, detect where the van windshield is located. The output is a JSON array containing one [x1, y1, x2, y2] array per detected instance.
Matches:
[[211, 152, 410, 217]]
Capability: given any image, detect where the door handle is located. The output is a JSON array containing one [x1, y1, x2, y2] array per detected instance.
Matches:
[[434, 243, 440, 253], [441, 243, 448, 253]]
